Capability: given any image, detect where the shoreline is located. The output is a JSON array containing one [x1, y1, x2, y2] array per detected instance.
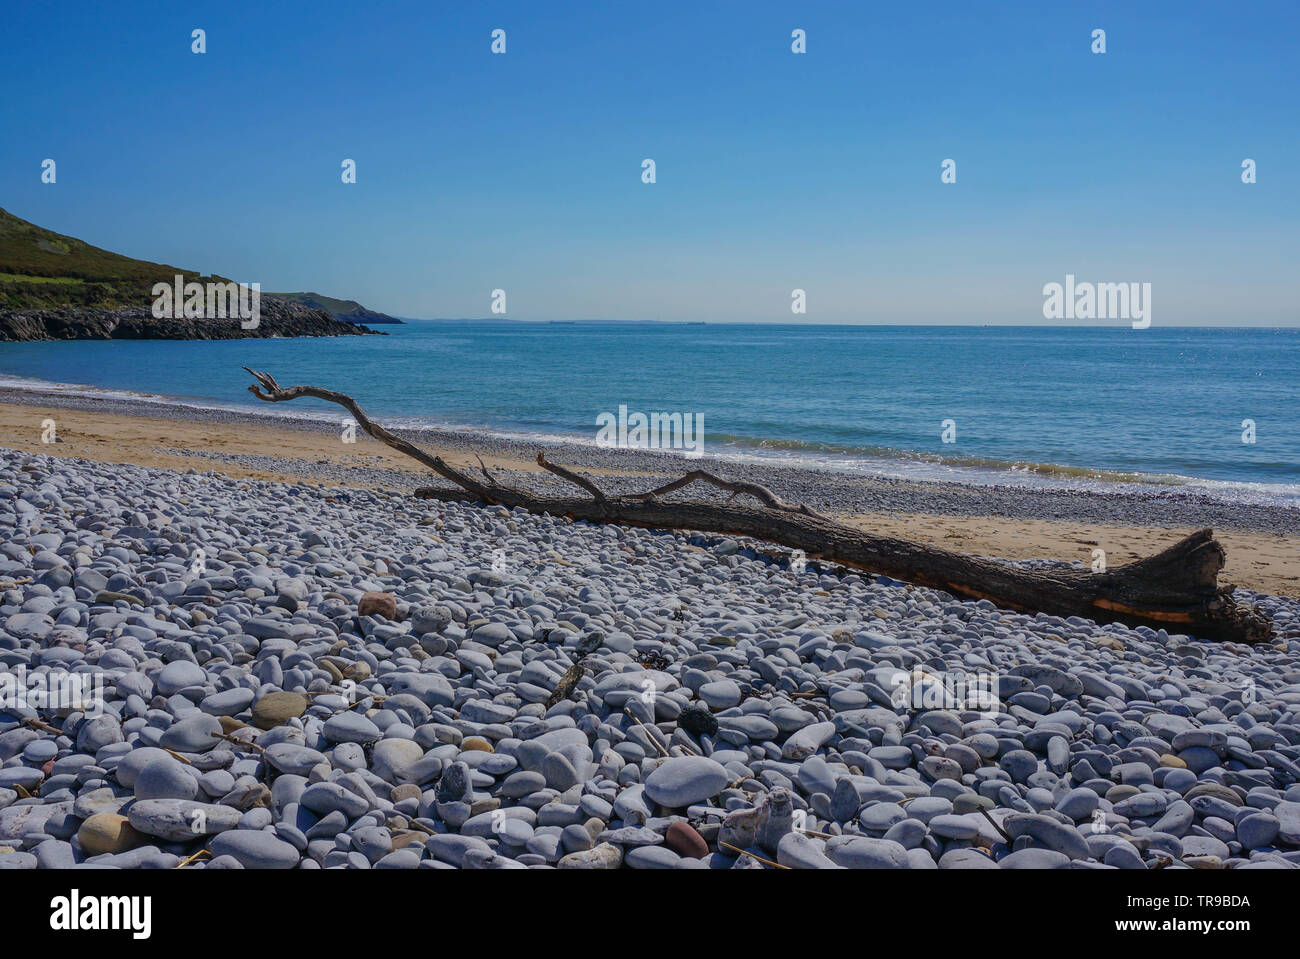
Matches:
[[3, 375, 1297, 508], [3, 391, 1298, 597]]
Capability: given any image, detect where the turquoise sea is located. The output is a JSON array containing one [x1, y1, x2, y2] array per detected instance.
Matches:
[[1, 323, 1297, 502]]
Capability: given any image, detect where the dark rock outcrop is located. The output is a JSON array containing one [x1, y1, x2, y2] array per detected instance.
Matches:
[[0, 297, 386, 341]]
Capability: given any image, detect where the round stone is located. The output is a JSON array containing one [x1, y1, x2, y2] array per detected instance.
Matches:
[[112, 747, 174, 789], [200, 687, 255, 717], [826, 836, 909, 869], [251, 692, 308, 730], [1236, 813, 1279, 850], [209, 830, 302, 869], [323, 711, 383, 745], [157, 661, 207, 696], [75, 716, 123, 752], [643, 757, 730, 809], [410, 605, 452, 636], [939, 848, 1001, 869], [358, 591, 397, 619], [159, 713, 223, 753], [127, 799, 241, 840], [134, 755, 199, 801], [77, 814, 147, 857], [371, 739, 423, 783], [930, 814, 980, 840], [1000, 750, 1039, 783], [699, 680, 742, 710], [664, 821, 709, 858]]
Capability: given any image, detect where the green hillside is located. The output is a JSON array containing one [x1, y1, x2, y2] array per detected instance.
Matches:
[[0, 206, 207, 310], [0, 208, 400, 323]]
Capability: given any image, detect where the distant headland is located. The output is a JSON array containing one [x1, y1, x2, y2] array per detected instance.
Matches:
[[0, 207, 388, 340]]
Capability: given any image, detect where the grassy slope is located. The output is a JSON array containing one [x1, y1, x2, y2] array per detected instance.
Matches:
[[0, 207, 209, 310], [0, 208, 392, 322]]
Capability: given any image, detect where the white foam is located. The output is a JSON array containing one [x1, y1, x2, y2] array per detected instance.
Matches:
[[3, 374, 1297, 509]]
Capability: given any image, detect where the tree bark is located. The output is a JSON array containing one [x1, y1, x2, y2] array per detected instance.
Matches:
[[243, 368, 1274, 645]]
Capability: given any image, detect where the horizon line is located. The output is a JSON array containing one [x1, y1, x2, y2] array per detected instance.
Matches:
[[389, 318, 1299, 329]]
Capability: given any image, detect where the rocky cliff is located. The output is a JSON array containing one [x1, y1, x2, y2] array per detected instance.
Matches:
[[0, 297, 385, 341]]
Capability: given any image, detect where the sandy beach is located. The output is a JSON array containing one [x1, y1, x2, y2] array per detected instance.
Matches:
[[3, 397, 1297, 597]]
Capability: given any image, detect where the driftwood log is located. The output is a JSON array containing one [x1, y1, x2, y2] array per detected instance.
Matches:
[[243, 368, 1274, 645]]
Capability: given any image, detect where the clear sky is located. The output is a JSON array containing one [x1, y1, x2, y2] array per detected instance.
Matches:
[[2, 1, 1296, 324]]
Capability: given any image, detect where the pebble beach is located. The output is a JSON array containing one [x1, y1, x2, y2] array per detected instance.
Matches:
[[3, 430, 1300, 870], [4, 0, 1300, 893]]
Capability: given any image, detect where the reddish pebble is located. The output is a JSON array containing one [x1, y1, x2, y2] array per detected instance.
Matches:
[[42, 759, 55, 776], [358, 591, 397, 619], [664, 821, 708, 859]]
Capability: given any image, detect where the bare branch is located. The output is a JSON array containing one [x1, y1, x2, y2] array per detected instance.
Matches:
[[243, 366, 504, 504], [627, 468, 823, 517], [536, 453, 608, 502]]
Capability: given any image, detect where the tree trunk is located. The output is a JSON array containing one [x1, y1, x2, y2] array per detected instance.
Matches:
[[242, 368, 1274, 645], [414, 487, 1270, 644]]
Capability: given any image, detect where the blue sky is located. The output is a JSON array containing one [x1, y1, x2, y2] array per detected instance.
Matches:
[[2, 0, 1296, 324]]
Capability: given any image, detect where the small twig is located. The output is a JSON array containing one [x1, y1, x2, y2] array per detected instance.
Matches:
[[0, 578, 33, 589], [326, 694, 386, 715], [719, 841, 791, 869], [162, 748, 193, 765], [980, 807, 1013, 844], [176, 849, 211, 869], [210, 731, 265, 753], [393, 817, 437, 836], [474, 454, 499, 484], [625, 709, 670, 758], [19, 717, 61, 735], [796, 826, 835, 839]]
